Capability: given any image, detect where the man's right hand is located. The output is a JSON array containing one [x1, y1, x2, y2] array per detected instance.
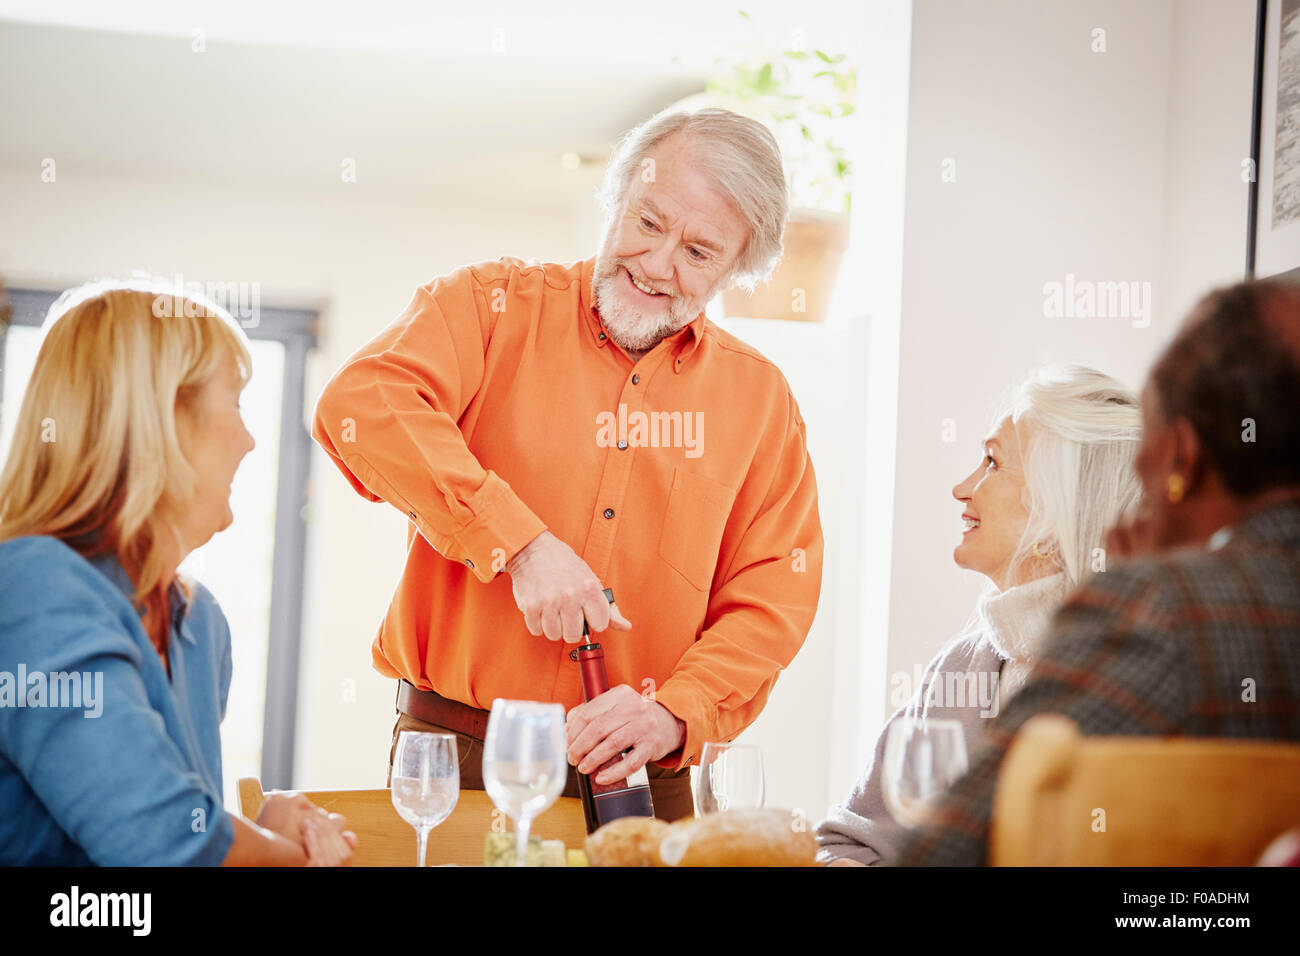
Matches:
[[505, 530, 632, 643]]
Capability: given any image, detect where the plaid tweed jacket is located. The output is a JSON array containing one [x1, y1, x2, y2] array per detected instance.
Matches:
[[895, 499, 1300, 866]]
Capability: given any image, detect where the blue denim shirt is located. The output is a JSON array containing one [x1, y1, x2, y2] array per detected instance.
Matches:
[[0, 535, 235, 865]]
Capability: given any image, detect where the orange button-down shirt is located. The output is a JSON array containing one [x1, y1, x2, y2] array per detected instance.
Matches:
[[312, 256, 823, 768]]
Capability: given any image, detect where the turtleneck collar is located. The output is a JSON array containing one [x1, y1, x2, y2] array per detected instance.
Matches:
[[975, 571, 1070, 666]]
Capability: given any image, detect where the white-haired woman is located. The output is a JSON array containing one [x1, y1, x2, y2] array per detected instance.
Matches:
[[815, 365, 1143, 865], [0, 281, 354, 865]]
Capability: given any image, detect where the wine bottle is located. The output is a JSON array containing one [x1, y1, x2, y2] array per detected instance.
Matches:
[[570, 588, 655, 834]]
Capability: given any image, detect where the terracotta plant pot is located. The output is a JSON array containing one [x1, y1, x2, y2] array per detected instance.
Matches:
[[722, 208, 850, 322]]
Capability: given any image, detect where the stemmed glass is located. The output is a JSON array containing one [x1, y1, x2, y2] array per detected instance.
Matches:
[[481, 699, 568, 867], [694, 742, 765, 815], [881, 716, 969, 827], [390, 731, 460, 867]]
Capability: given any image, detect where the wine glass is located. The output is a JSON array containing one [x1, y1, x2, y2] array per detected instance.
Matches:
[[693, 742, 765, 815], [390, 731, 460, 867], [481, 699, 568, 867], [881, 716, 969, 827]]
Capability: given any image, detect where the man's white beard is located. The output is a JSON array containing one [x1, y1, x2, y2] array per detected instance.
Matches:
[[592, 258, 703, 352]]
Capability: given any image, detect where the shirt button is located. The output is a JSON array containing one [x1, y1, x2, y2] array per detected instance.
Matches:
[[617, 440, 628, 450], [603, 508, 615, 519], [598, 332, 607, 341], [632, 374, 640, 385], [464, 558, 475, 569]]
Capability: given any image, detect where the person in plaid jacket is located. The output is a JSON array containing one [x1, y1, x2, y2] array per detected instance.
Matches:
[[896, 278, 1300, 866]]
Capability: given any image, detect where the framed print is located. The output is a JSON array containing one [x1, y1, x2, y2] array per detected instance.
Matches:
[[1248, 0, 1300, 277], [1250, 0, 1300, 277]]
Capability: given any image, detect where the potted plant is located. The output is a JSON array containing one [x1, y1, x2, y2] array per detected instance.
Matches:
[[680, 13, 856, 322]]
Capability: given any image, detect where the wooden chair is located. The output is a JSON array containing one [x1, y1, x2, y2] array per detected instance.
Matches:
[[991, 715, 1300, 866], [237, 777, 589, 866]]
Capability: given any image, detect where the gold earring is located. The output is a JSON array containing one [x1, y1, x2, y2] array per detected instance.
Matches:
[[1032, 541, 1057, 559], [1167, 474, 1185, 504]]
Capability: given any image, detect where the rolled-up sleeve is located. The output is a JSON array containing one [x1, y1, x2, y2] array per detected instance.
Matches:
[[652, 393, 823, 769], [0, 546, 234, 866], [312, 268, 546, 582]]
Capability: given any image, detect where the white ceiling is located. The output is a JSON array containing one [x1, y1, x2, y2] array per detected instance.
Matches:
[[0, 1, 867, 204]]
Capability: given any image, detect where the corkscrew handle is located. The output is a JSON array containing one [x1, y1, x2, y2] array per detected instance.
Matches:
[[579, 587, 616, 638]]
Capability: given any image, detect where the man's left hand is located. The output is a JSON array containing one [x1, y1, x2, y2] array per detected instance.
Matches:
[[565, 684, 686, 785]]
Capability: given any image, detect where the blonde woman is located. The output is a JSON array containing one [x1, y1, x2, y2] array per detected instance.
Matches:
[[0, 281, 354, 865], [815, 365, 1143, 865]]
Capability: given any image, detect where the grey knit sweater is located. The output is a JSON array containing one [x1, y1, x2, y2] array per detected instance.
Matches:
[[814, 573, 1069, 865]]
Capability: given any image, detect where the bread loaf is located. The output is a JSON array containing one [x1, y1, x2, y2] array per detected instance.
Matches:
[[658, 810, 816, 867], [584, 816, 670, 867]]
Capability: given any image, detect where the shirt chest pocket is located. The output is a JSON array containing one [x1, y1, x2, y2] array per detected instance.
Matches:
[[658, 467, 735, 591]]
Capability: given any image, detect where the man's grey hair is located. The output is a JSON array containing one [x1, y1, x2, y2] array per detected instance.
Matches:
[[596, 107, 789, 292]]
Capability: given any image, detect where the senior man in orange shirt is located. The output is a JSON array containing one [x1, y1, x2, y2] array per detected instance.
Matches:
[[312, 107, 823, 821]]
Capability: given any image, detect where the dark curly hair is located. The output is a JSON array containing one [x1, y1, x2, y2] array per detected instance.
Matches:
[[1149, 279, 1300, 497]]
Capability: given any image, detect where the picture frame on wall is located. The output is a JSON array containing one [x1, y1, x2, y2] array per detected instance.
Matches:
[[1250, 0, 1300, 278]]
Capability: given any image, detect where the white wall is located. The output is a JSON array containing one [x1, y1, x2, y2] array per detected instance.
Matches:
[[1160, 0, 1256, 322], [871, 0, 1256, 778]]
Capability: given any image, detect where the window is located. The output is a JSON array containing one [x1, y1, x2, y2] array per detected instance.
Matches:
[[0, 288, 317, 805]]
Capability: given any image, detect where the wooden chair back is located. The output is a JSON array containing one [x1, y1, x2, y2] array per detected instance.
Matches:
[[991, 715, 1300, 866]]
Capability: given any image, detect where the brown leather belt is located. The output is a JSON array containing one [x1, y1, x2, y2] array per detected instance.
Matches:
[[396, 679, 692, 814], [396, 680, 492, 740]]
